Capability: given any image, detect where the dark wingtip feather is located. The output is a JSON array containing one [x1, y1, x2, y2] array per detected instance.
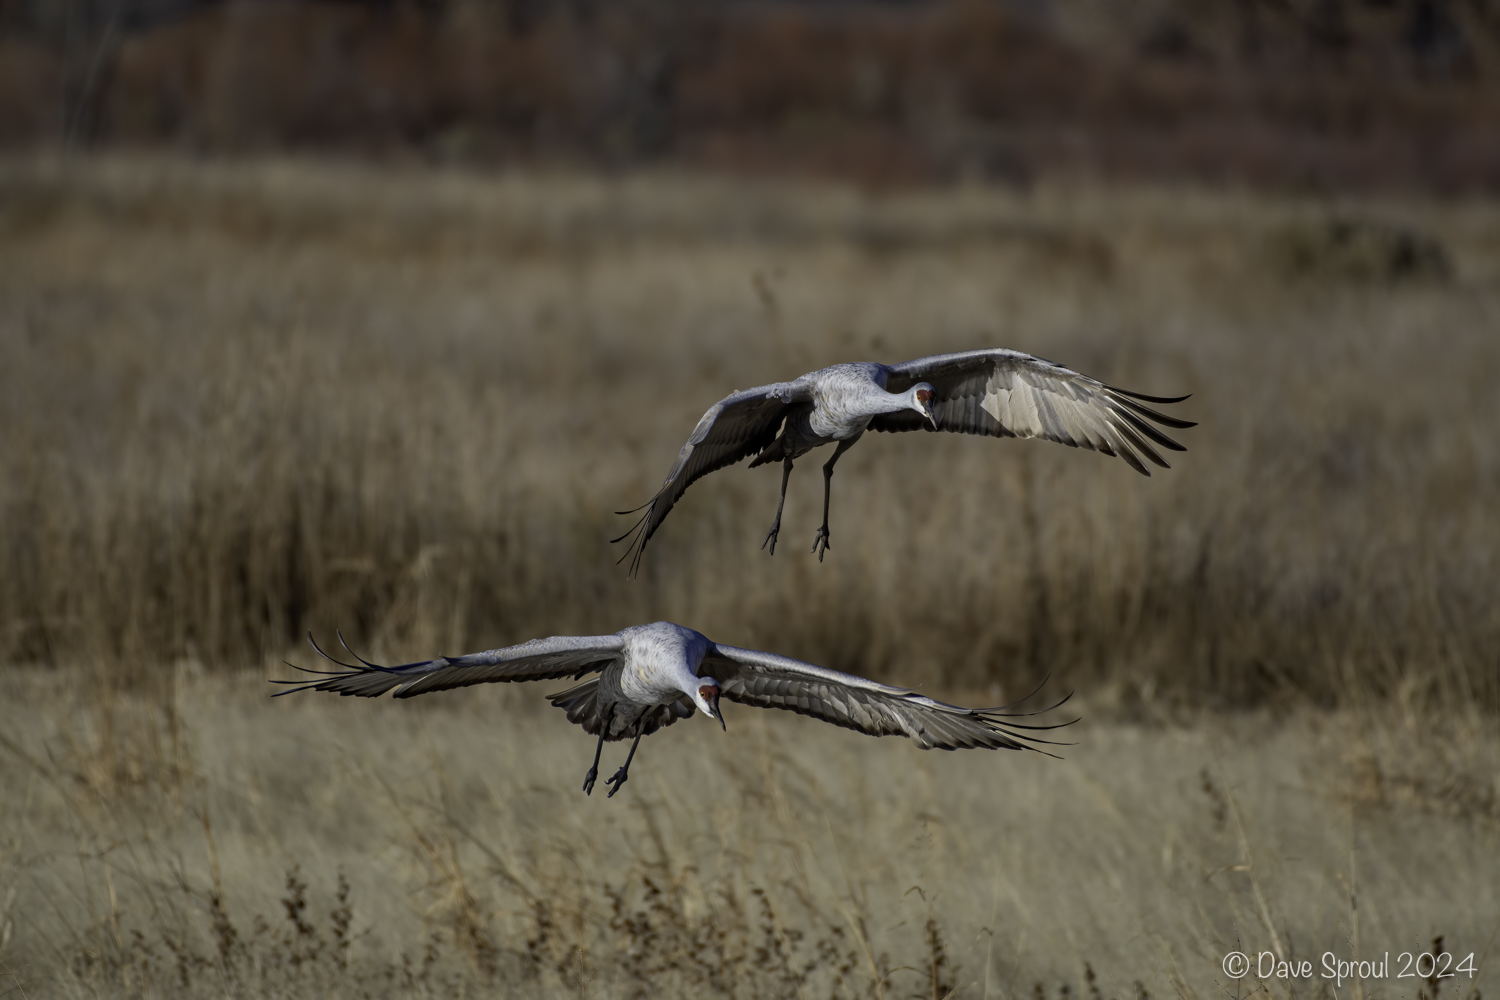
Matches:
[[269, 659, 346, 697], [974, 674, 1055, 713], [1111, 434, 1151, 476], [307, 631, 362, 670], [1110, 387, 1192, 405], [976, 686, 1075, 717], [338, 630, 401, 672], [608, 506, 652, 545], [274, 658, 348, 679], [1110, 393, 1197, 431]]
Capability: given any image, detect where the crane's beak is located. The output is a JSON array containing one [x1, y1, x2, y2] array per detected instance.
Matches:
[[915, 389, 937, 429], [713, 691, 726, 731]]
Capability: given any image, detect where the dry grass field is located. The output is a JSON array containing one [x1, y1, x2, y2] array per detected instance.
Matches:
[[1, 156, 1498, 997], [2, 667, 1498, 1000]]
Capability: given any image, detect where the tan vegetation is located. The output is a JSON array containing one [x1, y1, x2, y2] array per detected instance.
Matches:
[[1, 155, 1498, 996], [2, 155, 1497, 709], [2, 664, 1497, 999]]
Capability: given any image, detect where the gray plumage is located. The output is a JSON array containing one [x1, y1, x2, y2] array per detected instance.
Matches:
[[274, 621, 1073, 796], [615, 349, 1194, 573]]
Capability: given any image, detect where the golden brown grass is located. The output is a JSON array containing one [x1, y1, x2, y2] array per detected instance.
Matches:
[[1, 153, 1498, 996], [1, 155, 1498, 710], [1, 665, 1496, 999]]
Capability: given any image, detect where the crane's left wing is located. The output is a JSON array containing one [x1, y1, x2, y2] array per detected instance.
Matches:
[[703, 644, 1075, 752], [870, 349, 1194, 475], [272, 632, 627, 699], [614, 380, 812, 575]]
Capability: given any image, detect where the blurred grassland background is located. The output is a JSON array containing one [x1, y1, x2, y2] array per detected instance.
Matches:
[[7, 0, 1500, 190], [2, 156, 1498, 708], [2, 154, 1499, 999], [7, 1, 1500, 997]]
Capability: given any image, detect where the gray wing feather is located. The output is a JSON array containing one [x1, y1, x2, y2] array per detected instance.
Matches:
[[870, 349, 1194, 476], [274, 633, 627, 699], [703, 643, 1073, 752], [546, 677, 693, 739], [615, 380, 813, 573]]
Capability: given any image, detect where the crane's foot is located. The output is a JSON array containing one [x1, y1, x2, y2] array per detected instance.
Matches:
[[762, 520, 782, 555], [605, 766, 631, 798], [811, 525, 831, 562], [582, 765, 599, 796]]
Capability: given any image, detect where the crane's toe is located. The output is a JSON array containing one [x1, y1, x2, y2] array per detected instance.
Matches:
[[605, 767, 630, 797], [762, 523, 781, 555], [582, 765, 599, 796], [811, 525, 831, 561]]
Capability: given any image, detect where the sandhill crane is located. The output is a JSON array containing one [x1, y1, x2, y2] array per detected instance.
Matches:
[[274, 621, 1073, 797], [614, 348, 1194, 573]]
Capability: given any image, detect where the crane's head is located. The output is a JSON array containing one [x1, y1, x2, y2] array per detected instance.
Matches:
[[910, 383, 937, 428], [693, 679, 726, 731]]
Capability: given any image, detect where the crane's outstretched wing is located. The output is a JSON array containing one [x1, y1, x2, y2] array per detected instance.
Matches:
[[703, 644, 1076, 752], [614, 380, 813, 575], [869, 349, 1194, 475], [272, 632, 627, 699]]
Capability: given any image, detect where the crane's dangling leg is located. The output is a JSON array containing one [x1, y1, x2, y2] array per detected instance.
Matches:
[[605, 730, 645, 798], [761, 456, 795, 555], [812, 436, 859, 562], [582, 708, 612, 795]]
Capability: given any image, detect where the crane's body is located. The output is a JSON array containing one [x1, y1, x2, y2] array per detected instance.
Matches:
[[614, 349, 1195, 573], [789, 362, 906, 445], [275, 621, 1072, 798]]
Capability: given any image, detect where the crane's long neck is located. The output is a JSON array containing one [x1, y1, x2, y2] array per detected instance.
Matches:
[[673, 648, 720, 721], [671, 654, 704, 695], [870, 384, 924, 414]]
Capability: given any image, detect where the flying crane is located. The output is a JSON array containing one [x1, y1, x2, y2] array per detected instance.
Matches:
[[275, 621, 1074, 797], [614, 348, 1194, 574]]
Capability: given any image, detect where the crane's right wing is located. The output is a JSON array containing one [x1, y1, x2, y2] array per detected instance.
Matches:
[[272, 632, 627, 699], [703, 644, 1075, 752], [870, 349, 1194, 476], [614, 380, 812, 575]]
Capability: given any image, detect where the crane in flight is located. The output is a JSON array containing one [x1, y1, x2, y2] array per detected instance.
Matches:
[[274, 621, 1074, 797], [614, 348, 1194, 574]]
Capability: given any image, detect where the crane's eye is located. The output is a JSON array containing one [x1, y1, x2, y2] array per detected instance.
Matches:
[[699, 684, 719, 703]]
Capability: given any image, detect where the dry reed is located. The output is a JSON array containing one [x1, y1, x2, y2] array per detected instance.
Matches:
[[2, 155, 1497, 714], [0, 663, 1495, 998]]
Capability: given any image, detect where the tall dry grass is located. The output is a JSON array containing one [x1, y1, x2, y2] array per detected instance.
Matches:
[[3, 155, 1498, 712], [2, 155, 1498, 998], [2, 663, 1496, 999]]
